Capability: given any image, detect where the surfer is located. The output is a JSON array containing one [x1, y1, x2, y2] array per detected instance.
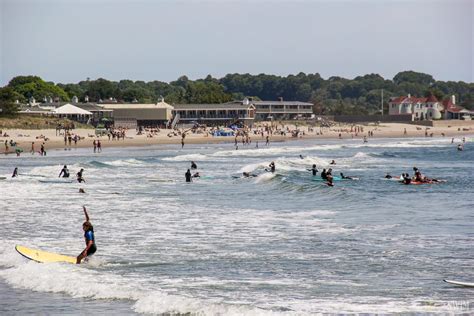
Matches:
[[192, 172, 200, 178], [191, 161, 197, 169], [402, 173, 411, 185], [326, 174, 334, 187], [457, 144, 463, 151], [58, 165, 70, 178], [330, 160, 336, 165], [340, 172, 353, 180], [76, 168, 85, 183], [12, 167, 18, 178], [321, 168, 327, 180], [384, 173, 392, 179], [185, 169, 192, 182], [299, 155, 304, 159], [76, 206, 97, 264], [242, 172, 257, 178], [268, 161, 275, 173], [307, 164, 318, 176]]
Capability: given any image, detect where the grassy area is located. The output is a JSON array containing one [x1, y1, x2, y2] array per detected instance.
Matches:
[[0, 116, 92, 129]]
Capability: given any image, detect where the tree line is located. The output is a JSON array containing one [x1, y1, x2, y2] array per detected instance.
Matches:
[[1, 71, 473, 116]]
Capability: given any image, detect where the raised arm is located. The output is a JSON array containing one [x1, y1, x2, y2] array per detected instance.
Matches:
[[83, 206, 90, 222]]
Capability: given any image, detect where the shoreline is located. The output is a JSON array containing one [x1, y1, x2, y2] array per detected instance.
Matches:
[[1, 122, 472, 154]]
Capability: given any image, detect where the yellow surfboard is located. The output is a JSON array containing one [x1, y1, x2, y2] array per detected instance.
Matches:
[[16, 245, 77, 264]]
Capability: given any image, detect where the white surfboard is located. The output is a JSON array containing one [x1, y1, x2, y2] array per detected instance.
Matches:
[[444, 279, 474, 287]]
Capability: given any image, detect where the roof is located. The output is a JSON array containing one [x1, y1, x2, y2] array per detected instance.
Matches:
[[102, 102, 173, 110], [250, 101, 313, 106], [389, 96, 427, 104], [75, 103, 113, 112], [426, 94, 438, 103], [53, 103, 92, 115], [173, 102, 255, 110]]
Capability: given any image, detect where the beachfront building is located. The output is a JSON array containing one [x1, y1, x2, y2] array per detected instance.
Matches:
[[388, 94, 472, 120], [75, 103, 113, 126], [52, 103, 93, 123], [442, 96, 473, 120], [249, 98, 314, 120], [102, 100, 174, 128], [172, 101, 256, 127]]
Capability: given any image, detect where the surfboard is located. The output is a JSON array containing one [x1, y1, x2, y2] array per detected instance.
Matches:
[[312, 176, 358, 182], [443, 279, 474, 287], [39, 179, 74, 184], [15, 245, 77, 264]]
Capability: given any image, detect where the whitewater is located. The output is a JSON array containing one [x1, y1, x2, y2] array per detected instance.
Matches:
[[0, 137, 473, 315]]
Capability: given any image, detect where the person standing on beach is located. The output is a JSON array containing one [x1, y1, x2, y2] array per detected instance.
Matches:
[[30, 142, 35, 155], [40, 143, 46, 156], [77, 206, 97, 264]]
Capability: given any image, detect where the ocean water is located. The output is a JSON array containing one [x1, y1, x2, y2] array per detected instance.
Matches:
[[0, 136, 473, 315]]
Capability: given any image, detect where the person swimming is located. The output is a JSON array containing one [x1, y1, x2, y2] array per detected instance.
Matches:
[[191, 161, 197, 169], [76, 168, 85, 183], [384, 173, 392, 179], [59, 165, 70, 178], [330, 160, 336, 165], [12, 167, 18, 178], [76, 206, 97, 264], [457, 144, 463, 151], [185, 169, 192, 182], [299, 155, 304, 159], [308, 164, 318, 176], [192, 172, 200, 178]]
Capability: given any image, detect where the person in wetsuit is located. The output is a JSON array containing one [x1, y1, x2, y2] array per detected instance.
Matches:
[[185, 169, 192, 182], [76, 206, 97, 264], [402, 173, 411, 184], [191, 161, 197, 169], [321, 168, 327, 180], [192, 172, 200, 178], [268, 161, 275, 173], [243, 172, 257, 178], [59, 165, 70, 178], [76, 168, 85, 183], [340, 172, 353, 180], [330, 160, 336, 165], [308, 164, 318, 176], [12, 167, 18, 178], [384, 173, 392, 179]]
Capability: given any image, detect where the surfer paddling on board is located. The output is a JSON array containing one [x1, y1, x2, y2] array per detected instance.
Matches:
[[77, 206, 97, 264]]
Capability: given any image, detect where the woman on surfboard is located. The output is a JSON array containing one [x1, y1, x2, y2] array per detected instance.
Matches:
[[77, 206, 97, 264]]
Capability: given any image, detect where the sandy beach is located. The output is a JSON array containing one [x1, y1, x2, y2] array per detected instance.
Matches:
[[1, 122, 472, 154]]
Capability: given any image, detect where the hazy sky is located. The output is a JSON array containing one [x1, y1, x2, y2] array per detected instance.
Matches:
[[1, 0, 472, 85]]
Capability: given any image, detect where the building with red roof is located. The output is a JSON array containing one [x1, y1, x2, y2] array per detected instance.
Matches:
[[388, 93, 472, 121]]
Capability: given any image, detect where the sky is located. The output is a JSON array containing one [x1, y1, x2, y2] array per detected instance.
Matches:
[[0, 0, 472, 85]]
